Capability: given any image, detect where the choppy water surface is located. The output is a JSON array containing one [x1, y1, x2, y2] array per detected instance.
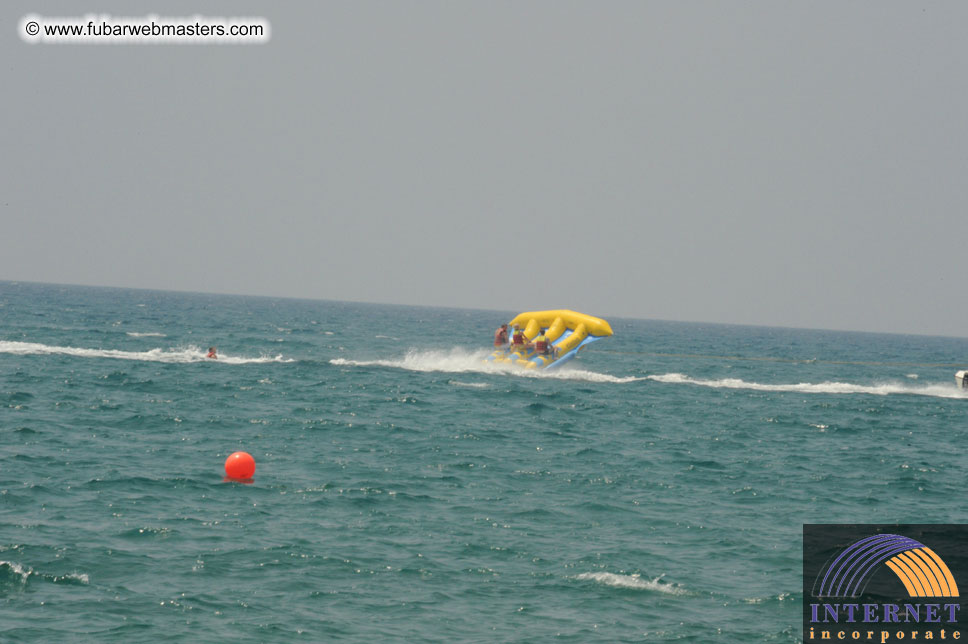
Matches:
[[1, 282, 966, 642]]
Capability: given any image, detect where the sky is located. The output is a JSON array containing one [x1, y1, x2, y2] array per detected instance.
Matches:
[[3, 2, 967, 337]]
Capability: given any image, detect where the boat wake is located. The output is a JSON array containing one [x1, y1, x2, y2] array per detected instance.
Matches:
[[648, 373, 968, 399], [0, 341, 292, 365], [330, 348, 644, 384]]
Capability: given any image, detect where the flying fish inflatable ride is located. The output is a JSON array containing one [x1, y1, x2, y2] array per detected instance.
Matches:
[[487, 309, 613, 370]]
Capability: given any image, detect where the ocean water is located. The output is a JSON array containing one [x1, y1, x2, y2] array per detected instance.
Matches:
[[1, 281, 966, 642]]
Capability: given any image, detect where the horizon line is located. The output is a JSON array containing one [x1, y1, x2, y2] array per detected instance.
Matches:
[[2, 277, 967, 342]]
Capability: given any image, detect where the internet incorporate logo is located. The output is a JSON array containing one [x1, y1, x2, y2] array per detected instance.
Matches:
[[804, 525, 965, 643]]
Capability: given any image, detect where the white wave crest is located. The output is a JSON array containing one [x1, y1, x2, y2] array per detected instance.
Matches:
[[743, 592, 791, 604], [57, 572, 90, 584], [330, 348, 644, 384], [126, 332, 166, 338], [0, 561, 89, 585], [0, 560, 31, 583], [648, 373, 968, 399], [448, 380, 490, 389], [0, 341, 292, 365], [575, 572, 686, 595]]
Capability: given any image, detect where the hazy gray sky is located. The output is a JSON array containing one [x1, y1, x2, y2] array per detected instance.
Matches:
[[3, 2, 967, 337]]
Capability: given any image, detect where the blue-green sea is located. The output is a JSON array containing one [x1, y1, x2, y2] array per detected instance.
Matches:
[[1, 281, 966, 642]]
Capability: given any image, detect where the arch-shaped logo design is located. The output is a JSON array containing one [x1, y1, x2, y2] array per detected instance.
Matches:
[[814, 534, 960, 598]]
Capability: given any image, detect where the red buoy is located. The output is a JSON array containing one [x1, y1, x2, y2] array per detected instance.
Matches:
[[224, 451, 256, 480]]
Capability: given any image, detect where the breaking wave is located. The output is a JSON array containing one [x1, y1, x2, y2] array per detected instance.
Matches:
[[574, 572, 686, 595], [0, 561, 89, 586]]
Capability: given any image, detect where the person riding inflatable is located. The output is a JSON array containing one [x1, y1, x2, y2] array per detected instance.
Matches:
[[533, 330, 551, 355], [493, 323, 509, 348], [510, 325, 526, 351]]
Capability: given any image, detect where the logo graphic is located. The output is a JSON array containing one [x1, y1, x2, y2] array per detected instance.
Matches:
[[814, 533, 960, 599], [804, 525, 965, 643]]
